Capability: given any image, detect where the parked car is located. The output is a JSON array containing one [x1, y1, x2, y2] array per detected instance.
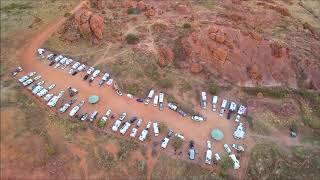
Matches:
[[89, 111, 98, 122], [77, 64, 86, 72], [120, 122, 131, 135], [136, 98, 144, 103], [130, 128, 138, 138], [32, 86, 43, 94], [44, 93, 53, 102], [205, 141, 212, 164], [167, 102, 178, 111], [68, 87, 78, 97], [86, 67, 94, 74], [136, 118, 142, 127], [139, 129, 148, 141], [188, 141, 195, 160], [167, 129, 174, 137], [18, 75, 29, 83], [106, 78, 113, 86], [47, 53, 55, 60], [27, 71, 36, 77], [111, 120, 122, 132], [119, 113, 127, 121], [72, 62, 81, 69], [48, 84, 56, 90], [175, 133, 185, 140], [224, 144, 232, 154], [22, 79, 33, 86], [11, 66, 23, 76], [153, 122, 159, 137], [232, 144, 245, 152], [37, 88, 48, 97], [191, 115, 205, 122], [177, 108, 187, 117], [214, 153, 221, 162], [80, 113, 89, 121], [83, 74, 90, 80], [161, 137, 170, 149], [69, 100, 85, 117]]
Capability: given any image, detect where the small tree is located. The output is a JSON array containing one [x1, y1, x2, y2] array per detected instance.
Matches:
[[219, 155, 233, 170], [208, 83, 219, 95], [171, 136, 184, 150], [158, 122, 168, 135], [126, 34, 139, 44], [183, 23, 191, 28]]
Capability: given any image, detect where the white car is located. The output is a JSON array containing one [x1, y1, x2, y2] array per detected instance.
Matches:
[[33, 75, 42, 81], [72, 62, 81, 69], [146, 121, 152, 129], [167, 102, 178, 111], [119, 113, 127, 121], [54, 55, 63, 62], [92, 69, 101, 77], [191, 115, 205, 122], [48, 84, 56, 90], [18, 75, 29, 83], [119, 122, 131, 135], [37, 89, 48, 97], [44, 93, 53, 102], [86, 67, 94, 74], [106, 78, 113, 85], [47, 96, 59, 108], [22, 79, 33, 86], [37, 48, 45, 58], [232, 144, 245, 152], [105, 109, 112, 117], [224, 144, 232, 154], [205, 149, 212, 165], [77, 64, 86, 72], [219, 108, 225, 117], [175, 133, 185, 140], [235, 115, 241, 122], [112, 120, 122, 132], [136, 119, 142, 127], [27, 72, 36, 77], [47, 53, 55, 60], [161, 137, 170, 148], [206, 141, 211, 150], [65, 59, 73, 66], [68, 68, 76, 75], [101, 73, 110, 81], [229, 154, 240, 169], [214, 153, 221, 161], [130, 128, 138, 138], [139, 129, 148, 141], [60, 103, 71, 113], [32, 86, 43, 94], [89, 111, 98, 122], [69, 100, 85, 117]]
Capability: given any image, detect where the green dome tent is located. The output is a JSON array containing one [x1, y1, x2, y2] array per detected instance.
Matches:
[[211, 128, 224, 141], [88, 95, 100, 104]]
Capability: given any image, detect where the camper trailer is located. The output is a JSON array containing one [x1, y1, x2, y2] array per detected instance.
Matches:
[[212, 96, 218, 112], [201, 91, 207, 109], [159, 92, 164, 111]]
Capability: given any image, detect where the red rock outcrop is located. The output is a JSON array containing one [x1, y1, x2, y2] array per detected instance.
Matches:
[[91, 0, 106, 10], [270, 41, 288, 58], [137, 1, 146, 11], [176, 4, 190, 14], [190, 63, 203, 73], [158, 44, 174, 67]]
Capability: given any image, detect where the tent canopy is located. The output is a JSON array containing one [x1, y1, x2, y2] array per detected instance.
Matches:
[[211, 128, 224, 140], [88, 95, 100, 104]]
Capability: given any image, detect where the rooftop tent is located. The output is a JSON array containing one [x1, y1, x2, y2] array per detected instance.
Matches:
[[88, 95, 100, 104], [211, 128, 224, 141]]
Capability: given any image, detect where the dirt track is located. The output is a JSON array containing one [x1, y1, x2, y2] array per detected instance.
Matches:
[[17, 0, 250, 178]]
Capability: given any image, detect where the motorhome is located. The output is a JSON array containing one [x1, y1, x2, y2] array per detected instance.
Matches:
[[153, 95, 159, 107], [153, 122, 159, 137], [159, 92, 164, 111], [201, 91, 207, 109], [219, 99, 228, 117], [227, 102, 237, 120], [69, 100, 85, 117], [212, 96, 218, 112], [144, 89, 155, 105], [120, 122, 131, 135], [229, 154, 240, 170], [205, 141, 212, 164], [233, 123, 245, 139]]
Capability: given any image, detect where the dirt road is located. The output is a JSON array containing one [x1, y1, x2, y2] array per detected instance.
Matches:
[[17, 1, 249, 178]]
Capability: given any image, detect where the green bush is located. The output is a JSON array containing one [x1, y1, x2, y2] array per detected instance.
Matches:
[[219, 155, 233, 170], [125, 83, 141, 96], [208, 83, 219, 95], [137, 160, 146, 174], [1, 3, 33, 13], [182, 23, 191, 28], [158, 122, 168, 135], [158, 78, 173, 89], [247, 116, 253, 129], [97, 120, 106, 128], [126, 34, 139, 44], [145, 63, 160, 81], [118, 140, 139, 160], [242, 87, 289, 98], [171, 136, 184, 150], [127, 7, 140, 14]]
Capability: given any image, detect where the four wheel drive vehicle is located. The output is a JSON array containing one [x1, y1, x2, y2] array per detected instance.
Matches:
[[224, 144, 232, 154], [86, 67, 94, 75], [153, 122, 159, 137], [37, 48, 45, 58], [12, 66, 23, 76], [177, 109, 187, 117], [44, 93, 54, 102], [33, 75, 42, 81], [32, 86, 44, 94], [167, 102, 178, 111], [205, 148, 212, 164], [191, 115, 205, 122], [89, 111, 98, 122], [214, 153, 221, 161], [106, 78, 113, 86], [37, 89, 48, 97], [47, 53, 55, 60], [72, 62, 81, 69], [120, 122, 131, 135], [144, 89, 155, 105], [112, 120, 122, 132], [130, 128, 138, 138], [77, 64, 86, 72], [188, 141, 195, 160], [92, 69, 101, 77], [22, 79, 33, 86], [232, 144, 245, 152], [69, 100, 85, 117], [48, 84, 56, 90], [220, 99, 228, 117], [119, 113, 127, 121], [80, 113, 89, 121], [139, 129, 148, 141], [101, 73, 110, 81], [68, 87, 78, 97], [54, 55, 63, 62], [235, 114, 241, 122], [167, 129, 174, 137], [161, 137, 170, 148], [83, 74, 90, 80], [88, 77, 95, 83], [18, 75, 29, 83], [136, 98, 144, 103], [175, 133, 185, 140], [136, 118, 142, 127], [47, 91, 65, 108], [28, 72, 36, 77]]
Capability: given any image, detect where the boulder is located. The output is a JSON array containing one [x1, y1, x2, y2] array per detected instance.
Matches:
[[75, 8, 92, 37], [247, 65, 261, 80], [137, 1, 146, 11], [190, 63, 203, 73], [213, 48, 228, 63], [89, 14, 104, 40], [176, 4, 190, 14]]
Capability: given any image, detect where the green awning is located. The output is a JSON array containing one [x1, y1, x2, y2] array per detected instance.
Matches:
[[211, 128, 224, 140], [88, 95, 100, 104]]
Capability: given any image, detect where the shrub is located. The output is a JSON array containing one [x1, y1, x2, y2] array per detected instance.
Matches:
[[64, 12, 71, 17], [208, 83, 219, 95], [127, 7, 140, 14], [242, 87, 289, 98], [219, 155, 233, 170], [97, 120, 106, 128], [46, 143, 56, 156], [137, 160, 146, 174], [126, 34, 139, 44], [247, 116, 253, 129], [125, 83, 141, 96], [158, 78, 173, 89], [145, 63, 160, 81], [182, 23, 191, 28], [1, 3, 33, 13], [158, 122, 168, 135], [171, 136, 184, 150], [118, 140, 139, 160]]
